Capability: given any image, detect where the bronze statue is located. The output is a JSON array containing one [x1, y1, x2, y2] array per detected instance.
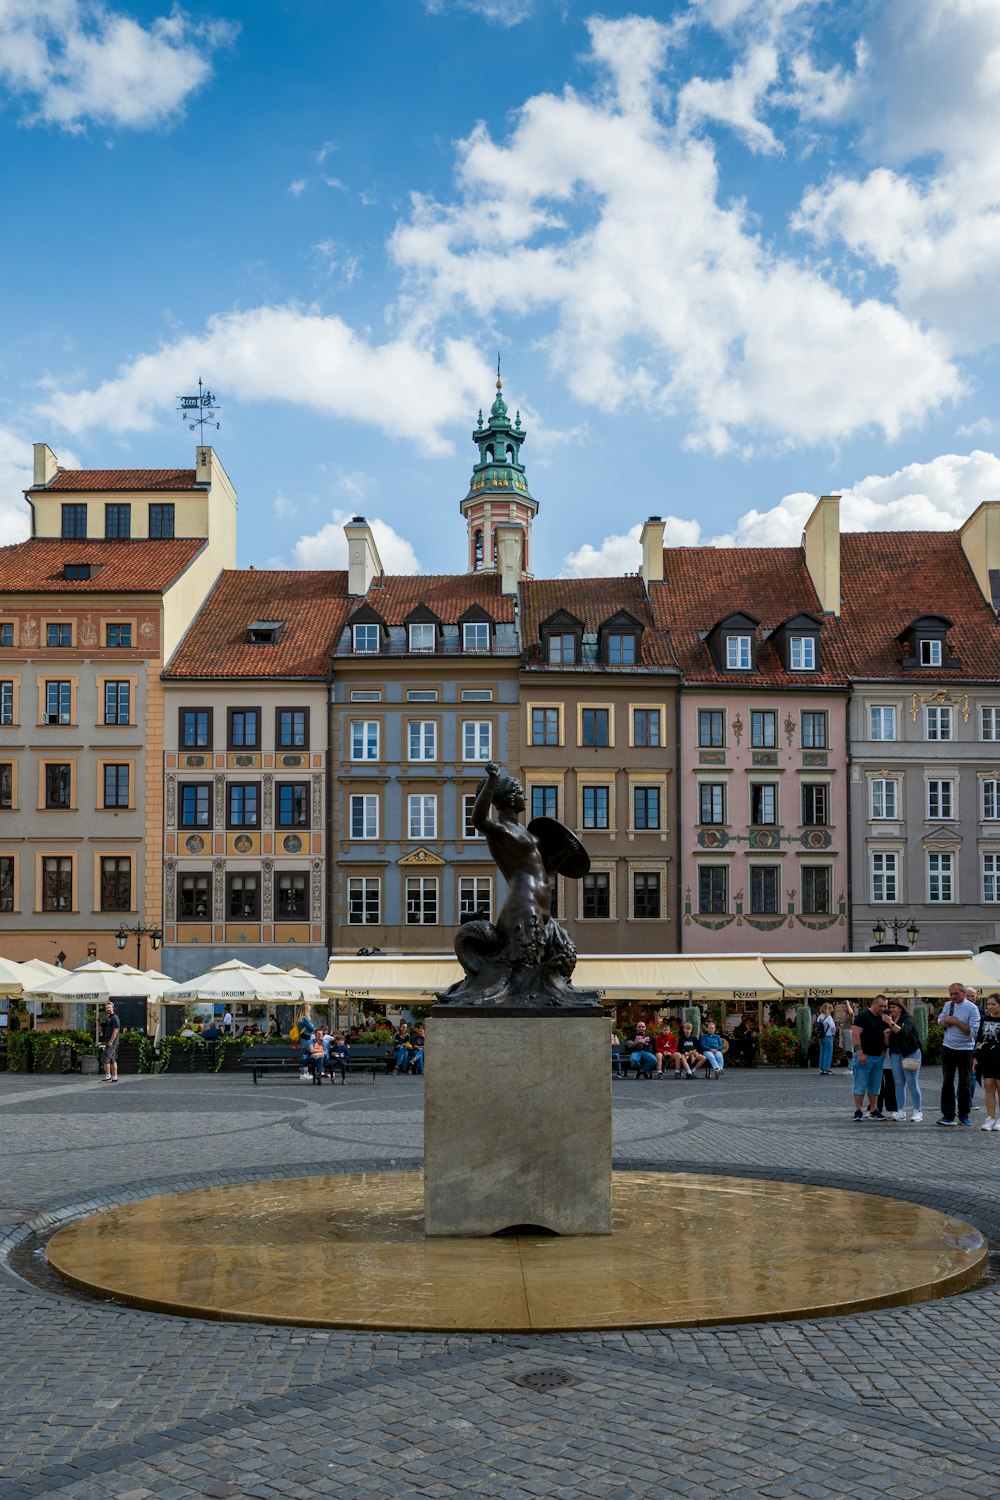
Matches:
[[436, 762, 601, 1012]]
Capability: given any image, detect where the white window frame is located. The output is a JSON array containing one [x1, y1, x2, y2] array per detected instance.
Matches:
[[347, 876, 381, 925], [0, 680, 13, 725], [407, 720, 437, 762], [926, 778, 954, 820], [920, 639, 942, 666], [871, 851, 898, 903], [927, 851, 954, 903], [789, 636, 815, 671], [459, 875, 492, 921], [350, 720, 379, 761], [407, 794, 437, 840], [463, 622, 490, 653], [925, 705, 953, 741], [800, 864, 832, 915], [462, 793, 484, 839], [408, 622, 435, 653], [353, 623, 379, 654], [870, 778, 898, 820], [405, 875, 438, 925], [463, 720, 491, 762], [983, 780, 1000, 821], [870, 705, 897, 741], [981, 706, 1000, 742], [726, 635, 751, 670], [749, 783, 777, 826], [984, 853, 1000, 903], [349, 794, 378, 840]]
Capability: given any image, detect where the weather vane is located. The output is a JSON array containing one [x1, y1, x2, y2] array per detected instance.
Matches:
[[177, 378, 220, 441]]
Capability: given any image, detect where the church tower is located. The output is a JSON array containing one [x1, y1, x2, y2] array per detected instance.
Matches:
[[460, 367, 538, 575]]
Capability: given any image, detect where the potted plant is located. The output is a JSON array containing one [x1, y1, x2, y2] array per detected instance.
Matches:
[[758, 1023, 800, 1068], [117, 1028, 153, 1074]]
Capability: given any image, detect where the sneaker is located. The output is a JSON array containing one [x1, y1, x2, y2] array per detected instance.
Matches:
[[980, 1118, 995, 1131], [911, 1112, 923, 1123], [869, 1111, 888, 1120], [893, 1111, 907, 1121], [936, 1117, 957, 1127], [853, 1109, 864, 1122], [109, 1077, 119, 1084], [958, 1117, 971, 1127]]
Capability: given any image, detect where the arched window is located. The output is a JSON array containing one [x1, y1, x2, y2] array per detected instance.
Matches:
[[473, 529, 483, 570], [485, 445, 494, 464], [522, 530, 528, 571], [492, 530, 498, 565], [505, 445, 514, 464]]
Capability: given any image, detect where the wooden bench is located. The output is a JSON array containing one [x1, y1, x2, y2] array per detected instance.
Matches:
[[337, 1044, 393, 1084], [242, 1043, 393, 1085]]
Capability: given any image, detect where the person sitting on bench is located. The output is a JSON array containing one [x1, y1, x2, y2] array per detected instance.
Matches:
[[328, 1033, 349, 1083], [628, 1022, 658, 1079], [698, 1020, 726, 1077], [409, 1023, 426, 1076], [673, 1021, 700, 1077]]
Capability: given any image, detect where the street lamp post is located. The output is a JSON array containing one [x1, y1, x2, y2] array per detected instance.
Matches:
[[116, 922, 163, 969], [871, 916, 919, 953]]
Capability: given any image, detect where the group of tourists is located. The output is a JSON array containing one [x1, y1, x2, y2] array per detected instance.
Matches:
[[613, 1018, 727, 1078], [290, 1005, 426, 1085], [849, 984, 1000, 1128]]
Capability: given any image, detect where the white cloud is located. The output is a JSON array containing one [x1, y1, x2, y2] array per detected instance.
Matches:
[[0, 426, 32, 545], [291, 510, 421, 573], [422, 0, 534, 26], [677, 42, 782, 153], [0, 0, 235, 132], [288, 179, 308, 197], [560, 450, 1000, 571], [312, 240, 362, 284], [37, 306, 493, 457]]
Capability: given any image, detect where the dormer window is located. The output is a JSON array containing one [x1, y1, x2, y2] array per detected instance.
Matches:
[[726, 635, 751, 670], [540, 609, 584, 667], [409, 623, 435, 653], [247, 619, 284, 646], [920, 639, 942, 667], [772, 613, 821, 673], [463, 622, 489, 653], [598, 610, 643, 666], [897, 615, 957, 671], [705, 612, 759, 674], [789, 636, 815, 671], [548, 634, 575, 664], [353, 623, 380, 654], [63, 562, 98, 581]]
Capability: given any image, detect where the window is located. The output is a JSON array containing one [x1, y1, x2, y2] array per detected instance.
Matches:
[[801, 866, 831, 914], [246, 621, 283, 646], [582, 785, 609, 829], [927, 779, 954, 820], [801, 712, 827, 749], [226, 782, 260, 828], [180, 709, 212, 748], [100, 856, 131, 912], [0, 624, 12, 647], [581, 708, 610, 747], [350, 690, 381, 703], [408, 794, 437, 840], [227, 872, 260, 921], [633, 786, 661, 830], [0, 761, 12, 809], [350, 794, 378, 839], [697, 710, 725, 748], [633, 709, 661, 747], [408, 721, 437, 761], [105, 503, 131, 539], [981, 707, 1000, 742], [103, 763, 130, 809], [407, 689, 438, 702], [178, 872, 211, 920], [46, 623, 72, 648], [348, 876, 380, 924], [463, 622, 490, 653], [347, 721, 378, 762], [276, 709, 309, 749], [105, 623, 132, 648], [801, 783, 829, 826], [582, 872, 610, 918], [531, 786, 558, 821], [870, 778, 898, 820], [44, 681, 72, 724], [871, 852, 898, 903], [920, 639, 942, 666], [179, 783, 212, 827], [789, 636, 815, 671], [870, 706, 897, 741], [698, 783, 725, 824], [353, 623, 380, 654], [926, 706, 953, 741], [0, 681, 13, 724], [228, 709, 259, 750], [463, 793, 484, 838], [984, 780, 1000, 821], [749, 783, 777, 825], [463, 721, 491, 762], [750, 711, 776, 748], [44, 764, 72, 809], [750, 865, 779, 914], [277, 783, 309, 827], [928, 852, 953, 902], [462, 689, 493, 702], [61, 503, 87, 539], [726, 635, 752, 669], [42, 856, 73, 911], [459, 876, 492, 921], [409, 622, 435, 653], [0, 856, 12, 912], [698, 866, 727, 914], [984, 854, 1000, 903], [547, 633, 577, 664], [531, 707, 560, 745], [104, 681, 130, 725], [149, 503, 175, 539], [276, 871, 308, 919], [633, 871, 660, 919], [406, 876, 438, 924], [606, 632, 636, 664]]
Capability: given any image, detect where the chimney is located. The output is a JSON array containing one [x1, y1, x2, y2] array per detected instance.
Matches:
[[344, 516, 384, 597], [496, 524, 523, 595], [960, 501, 1000, 610], [640, 516, 665, 586], [802, 494, 841, 616], [196, 446, 214, 485], [33, 443, 59, 487]]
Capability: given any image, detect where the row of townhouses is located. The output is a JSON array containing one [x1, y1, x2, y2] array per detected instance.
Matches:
[[3, 382, 1000, 979]]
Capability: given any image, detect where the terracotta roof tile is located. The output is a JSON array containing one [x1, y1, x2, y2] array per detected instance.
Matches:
[[353, 573, 516, 625], [166, 570, 352, 679], [840, 531, 1000, 680], [521, 576, 675, 668], [654, 546, 851, 685], [0, 538, 205, 593], [40, 469, 200, 492]]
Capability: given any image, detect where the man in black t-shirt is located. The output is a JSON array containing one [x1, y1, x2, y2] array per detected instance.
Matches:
[[851, 995, 889, 1121], [100, 1002, 121, 1085]]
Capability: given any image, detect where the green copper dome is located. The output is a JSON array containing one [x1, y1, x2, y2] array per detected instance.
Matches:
[[462, 374, 535, 506]]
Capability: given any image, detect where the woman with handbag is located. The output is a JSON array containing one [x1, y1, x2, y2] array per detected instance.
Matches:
[[885, 1000, 922, 1122], [974, 993, 1000, 1131]]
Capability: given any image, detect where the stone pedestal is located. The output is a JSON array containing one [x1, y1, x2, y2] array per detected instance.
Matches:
[[423, 1015, 612, 1236]]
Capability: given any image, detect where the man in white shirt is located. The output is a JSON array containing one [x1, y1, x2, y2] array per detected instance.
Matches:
[[936, 982, 979, 1127]]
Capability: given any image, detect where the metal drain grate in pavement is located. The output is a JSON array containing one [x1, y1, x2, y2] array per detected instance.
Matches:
[[511, 1367, 580, 1394]]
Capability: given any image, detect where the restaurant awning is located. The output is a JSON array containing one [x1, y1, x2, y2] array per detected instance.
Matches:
[[761, 951, 999, 999], [321, 956, 461, 1002], [572, 954, 782, 1001]]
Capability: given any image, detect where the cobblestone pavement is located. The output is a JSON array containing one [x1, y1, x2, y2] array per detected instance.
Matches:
[[1, 1065, 998, 1500]]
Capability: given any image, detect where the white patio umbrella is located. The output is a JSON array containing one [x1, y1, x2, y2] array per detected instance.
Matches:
[[169, 958, 303, 1003], [22, 959, 169, 1003], [258, 963, 322, 1000], [0, 956, 30, 996]]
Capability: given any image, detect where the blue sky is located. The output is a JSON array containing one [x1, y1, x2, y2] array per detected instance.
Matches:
[[2, 0, 1000, 577]]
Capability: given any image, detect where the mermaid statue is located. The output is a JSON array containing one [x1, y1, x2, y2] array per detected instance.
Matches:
[[436, 762, 602, 1012]]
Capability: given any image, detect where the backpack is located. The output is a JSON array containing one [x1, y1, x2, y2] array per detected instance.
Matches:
[[289, 1024, 300, 1043], [811, 1017, 826, 1041]]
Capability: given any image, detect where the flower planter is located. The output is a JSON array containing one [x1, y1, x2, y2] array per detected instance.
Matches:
[[116, 1043, 142, 1075]]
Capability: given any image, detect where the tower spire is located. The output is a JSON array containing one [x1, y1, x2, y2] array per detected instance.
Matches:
[[459, 364, 538, 576]]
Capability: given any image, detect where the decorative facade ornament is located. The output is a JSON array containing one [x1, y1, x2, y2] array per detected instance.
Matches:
[[911, 693, 919, 722], [312, 859, 323, 921], [962, 693, 970, 723], [262, 858, 274, 920], [262, 773, 273, 826], [731, 713, 743, 746], [78, 615, 98, 647], [312, 773, 323, 827], [397, 846, 447, 866], [212, 859, 226, 922], [214, 774, 226, 826], [165, 774, 176, 829], [20, 616, 38, 647], [164, 859, 176, 921], [783, 713, 795, 746]]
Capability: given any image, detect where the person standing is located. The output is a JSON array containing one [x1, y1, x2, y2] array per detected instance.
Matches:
[[936, 982, 980, 1127], [816, 1003, 836, 1075], [885, 1000, 922, 1122], [850, 995, 890, 1121], [840, 1000, 856, 1067], [974, 994, 1000, 1131], [100, 1001, 121, 1084]]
